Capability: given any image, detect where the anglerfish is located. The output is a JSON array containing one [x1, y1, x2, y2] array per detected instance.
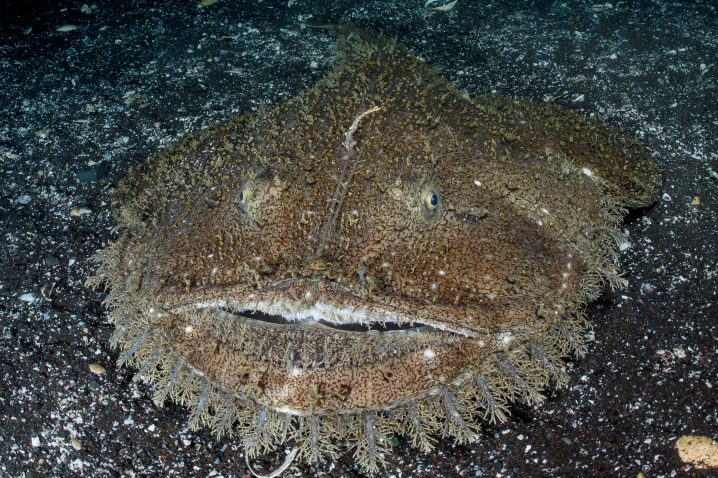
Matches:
[[89, 25, 661, 472]]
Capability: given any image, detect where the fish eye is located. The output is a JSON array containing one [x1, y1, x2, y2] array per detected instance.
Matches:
[[420, 188, 441, 219], [237, 181, 252, 213]]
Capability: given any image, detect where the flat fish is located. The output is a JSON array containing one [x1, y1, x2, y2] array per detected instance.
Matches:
[[89, 25, 661, 472]]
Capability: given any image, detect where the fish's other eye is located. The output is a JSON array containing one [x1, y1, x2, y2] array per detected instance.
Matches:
[[237, 181, 252, 213], [420, 187, 441, 219]]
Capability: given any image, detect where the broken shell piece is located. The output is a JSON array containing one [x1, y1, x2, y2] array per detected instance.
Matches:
[[424, 0, 458, 12], [56, 24, 79, 32]]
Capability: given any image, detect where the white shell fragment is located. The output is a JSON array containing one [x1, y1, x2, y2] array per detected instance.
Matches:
[[20, 293, 38, 304], [424, 0, 458, 12], [56, 24, 79, 32]]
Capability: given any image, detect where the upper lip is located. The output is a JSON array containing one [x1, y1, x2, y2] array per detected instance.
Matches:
[[164, 277, 526, 338]]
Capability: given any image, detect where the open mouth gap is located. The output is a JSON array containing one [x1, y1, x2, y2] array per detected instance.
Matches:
[[217, 307, 430, 333]]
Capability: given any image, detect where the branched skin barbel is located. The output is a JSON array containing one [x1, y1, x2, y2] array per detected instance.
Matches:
[[88, 25, 661, 472]]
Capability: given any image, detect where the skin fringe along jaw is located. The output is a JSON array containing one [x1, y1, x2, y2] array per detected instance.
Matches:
[[87, 24, 661, 473]]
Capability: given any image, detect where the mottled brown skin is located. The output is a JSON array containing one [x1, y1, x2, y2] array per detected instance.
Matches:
[[91, 26, 661, 470]]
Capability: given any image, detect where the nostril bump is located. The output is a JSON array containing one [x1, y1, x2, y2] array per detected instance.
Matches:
[[455, 208, 488, 224]]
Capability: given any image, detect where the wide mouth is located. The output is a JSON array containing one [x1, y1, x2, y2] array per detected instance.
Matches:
[[165, 294, 472, 372], [215, 306, 439, 334], [170, 276, 486, 337]]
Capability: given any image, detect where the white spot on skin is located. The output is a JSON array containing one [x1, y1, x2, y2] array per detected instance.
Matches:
[[581, 167, 593, 177], [500, 332, 513, 346], [184, 325, 193, 333], [438, 269, 446, 276], [422, 348, 436, 360], [430, 282, 438, 291]]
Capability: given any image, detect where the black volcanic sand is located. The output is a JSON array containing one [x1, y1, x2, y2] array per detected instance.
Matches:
[[1, 1, 716, 477]]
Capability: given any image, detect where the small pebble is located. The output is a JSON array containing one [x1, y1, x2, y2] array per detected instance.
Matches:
[[2, 327, 13, 340], [691, 196, 701, 206], [80, 4, 98, 14], [386, 435, 400, 447], [70, 207, 92, 217], [89, 363, 106, 375], [45, 254, 60, 266], [76, 164, 108, 183], [35, 128, 52, 138], [676, 435, 718, 469]]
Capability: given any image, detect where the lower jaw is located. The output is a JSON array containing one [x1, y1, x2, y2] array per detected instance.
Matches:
[[160, 304, 487, 415]]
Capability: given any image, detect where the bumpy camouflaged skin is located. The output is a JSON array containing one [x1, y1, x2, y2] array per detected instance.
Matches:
[[91, 26, 660, 470]]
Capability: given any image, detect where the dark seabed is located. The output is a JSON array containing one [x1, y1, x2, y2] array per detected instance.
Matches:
[[0, 0, 716, 477]]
